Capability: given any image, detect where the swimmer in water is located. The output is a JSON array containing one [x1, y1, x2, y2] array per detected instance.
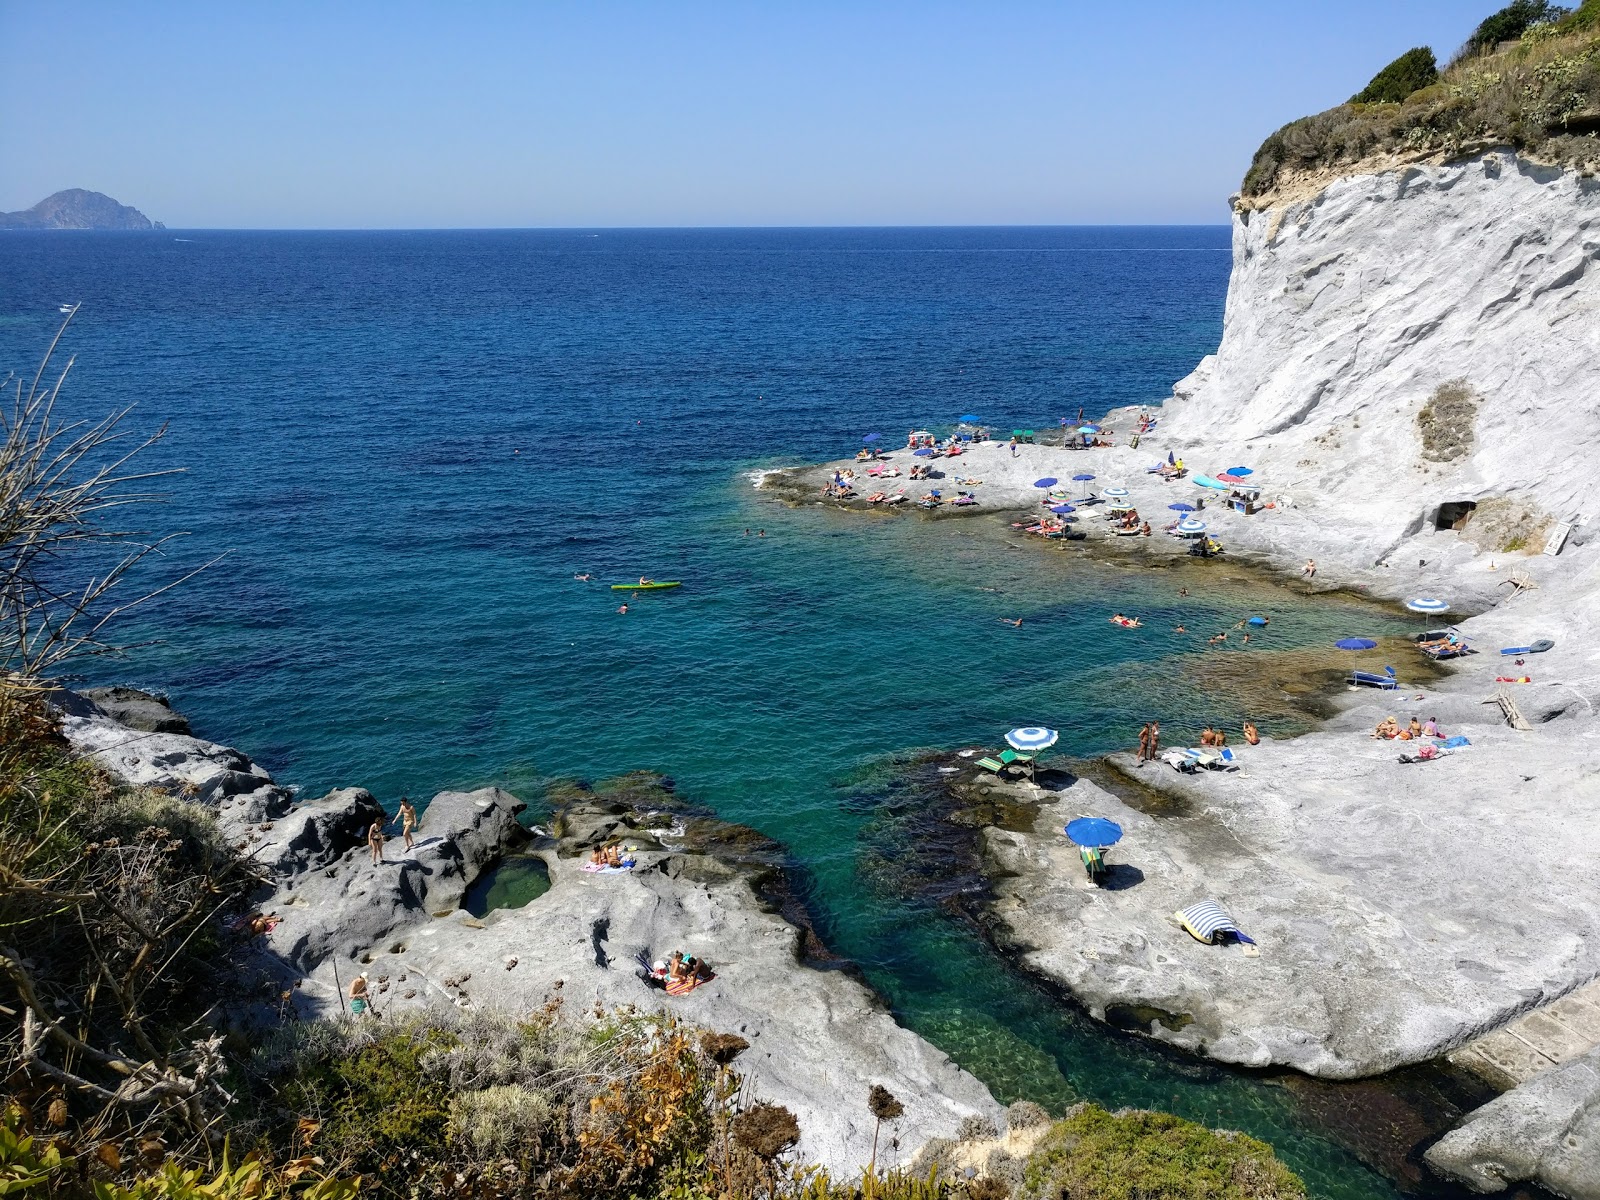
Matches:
[[999, 617, 1023, 627], [575, 573, 592, 582], [617, 603, 629, 614], [1174, 624, 1186, 633]]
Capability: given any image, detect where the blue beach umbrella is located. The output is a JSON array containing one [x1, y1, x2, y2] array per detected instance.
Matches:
[[1073, 473, 1095, 482], [1168, 502, 1196, 512], [913, 448, 933, 457], [1033, 477, 1058, 488], [1405, 598, 1450, 615], [1176, 519, 1207, 535], [1226, 466, 1253, 476], [1102, 487, 1129, 499], [959, 414, 980, 424], [1336, 638, 1378, 650], [1078, 426, 1098, 435], [1194, 475, 1230, 490], [863, 432, 881, 443], [1168, 451, 1176, 466], [1064, 817, 1124, 848], [1005, 726, 1059, 752], [1050, 504, 1076, 514]]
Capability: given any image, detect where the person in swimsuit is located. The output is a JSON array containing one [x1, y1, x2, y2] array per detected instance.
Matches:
[[1243, 721, 1260, 745], [367, 820, 385, 865], [1137, 723, 1152, 764], [349, 974, 372, 1017], [397, 797, 418, 852]]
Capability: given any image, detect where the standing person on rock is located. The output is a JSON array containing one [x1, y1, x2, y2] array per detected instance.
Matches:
[[1137, 723, 1152, 765], [396, 797, 418, 852], [367, 819, 385, 865], [349, 974, 374, 1017]]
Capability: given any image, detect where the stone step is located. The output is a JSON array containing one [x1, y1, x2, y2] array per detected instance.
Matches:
[[1449, 978, 1600, 1088]]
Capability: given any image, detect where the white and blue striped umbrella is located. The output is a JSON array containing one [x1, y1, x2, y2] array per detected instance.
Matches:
[[1176, 518, 1207, 535], [1102, 487, 1129, 499], [1005, 726, 1059, 752], [1405, 598, 1450, 614]]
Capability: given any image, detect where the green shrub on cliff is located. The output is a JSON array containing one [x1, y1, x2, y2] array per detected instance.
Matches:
[[1458, 0, 1567, 60], [1351, 47, 1440, 103], [1019, 1106, 1306, 1200], [1243, 4, 1600, 199]]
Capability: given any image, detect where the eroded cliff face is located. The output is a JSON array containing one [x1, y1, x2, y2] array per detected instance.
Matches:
[[1165, 150, 1600, 562]]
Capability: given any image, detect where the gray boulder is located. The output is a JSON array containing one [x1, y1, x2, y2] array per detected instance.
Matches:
[[1425, 1045, 1600, 1198], [77, 686, 192, 734], [266, 787, 525, 970], [252, 787, 385, 877]]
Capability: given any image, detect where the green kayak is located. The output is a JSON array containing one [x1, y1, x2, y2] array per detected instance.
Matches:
[[610, 581, 682, 591]]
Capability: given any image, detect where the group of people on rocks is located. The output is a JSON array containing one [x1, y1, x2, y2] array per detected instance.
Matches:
[[367, 797, 419, 864], [1135, 718, 1261, 764], [1372, 715, 1440, 741]]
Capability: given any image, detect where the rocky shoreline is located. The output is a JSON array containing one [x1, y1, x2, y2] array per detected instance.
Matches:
[[51, 688, 1000, 1174]]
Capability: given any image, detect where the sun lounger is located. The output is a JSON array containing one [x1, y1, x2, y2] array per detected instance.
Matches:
[[1348, 669, 1398, 689], [1421, 642, 1473, 660], [976, 757, 1007, 774], [1080, 846, 1107, 884]]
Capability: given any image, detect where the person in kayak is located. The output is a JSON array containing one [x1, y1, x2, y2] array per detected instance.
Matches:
[[638, 576, 654, 586]]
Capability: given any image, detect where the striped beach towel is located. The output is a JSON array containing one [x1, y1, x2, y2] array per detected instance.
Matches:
[[1175, 900, 1256, 946]]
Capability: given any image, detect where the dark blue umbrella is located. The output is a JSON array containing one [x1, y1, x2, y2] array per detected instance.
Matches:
[[1168, 451, 1176, 465], [959, 414, 980, 423], [1072, 473, 1095, 482], [913, 448, 933, 457], [1168, 502, 1196, 512], [1065, 817, 1123, 848], [1226, 466, 1253, 476], [1050, 503, 1076, 514], [1336, 638, 1377, 650], [1033, 477, 1058, 488], [863, 432, 881, 443]]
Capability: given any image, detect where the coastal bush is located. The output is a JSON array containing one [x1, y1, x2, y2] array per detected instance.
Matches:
[[1457, 1, 1568, 61], [1018, 1106, 1306, 1200], [1417, 379, 1480, 463], [0, 690, 259, 1161], [1242, 7, 1600, 198], [1351, 47, 1439, 103]]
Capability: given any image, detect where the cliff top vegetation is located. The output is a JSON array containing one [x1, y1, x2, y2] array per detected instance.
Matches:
[[1241, 0, 1600, 204]]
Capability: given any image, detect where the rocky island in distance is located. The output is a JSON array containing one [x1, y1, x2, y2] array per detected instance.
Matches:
[[0, 188, 163, 230]]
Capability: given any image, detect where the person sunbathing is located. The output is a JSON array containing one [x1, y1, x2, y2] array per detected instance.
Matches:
[[1423, 716, 1440, 737], [866, 491, 886, 503], [1407, 717, 1423, 739], [1372, 716, 1400, 739], [920, 492, 940, 503], [1199, 726, 1215, 746], [1243, 721, 1260, 745], [605, 844, 624, 868], [590, 846, 608, 866]]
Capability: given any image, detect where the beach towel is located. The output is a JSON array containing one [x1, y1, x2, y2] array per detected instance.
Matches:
[[665, 972, 714, 996], [1175, 900, 1256, 946], [1439, 735, 1471, 748], [581, 860, 635, 874]]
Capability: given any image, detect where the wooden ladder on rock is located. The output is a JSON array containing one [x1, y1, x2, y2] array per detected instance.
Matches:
[[1487, 688, 1533, 731]]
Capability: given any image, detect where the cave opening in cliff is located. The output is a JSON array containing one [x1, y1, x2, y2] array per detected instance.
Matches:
[[1435, 500, 1477, 531]]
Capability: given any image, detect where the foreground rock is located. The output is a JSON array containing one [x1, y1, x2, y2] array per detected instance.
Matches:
[[1425, 1044, 1600, 1199], [291, 776, 1002, 1171], [53, 694, 1000, 1173]]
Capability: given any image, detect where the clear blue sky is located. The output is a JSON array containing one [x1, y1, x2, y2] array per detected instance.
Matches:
[[2, 2, 1491, 228]]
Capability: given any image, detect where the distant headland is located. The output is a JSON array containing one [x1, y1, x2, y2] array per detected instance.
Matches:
[[0, 188, 163, 230]]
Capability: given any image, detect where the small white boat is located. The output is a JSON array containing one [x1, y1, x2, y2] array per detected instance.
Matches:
[[58, 304, 74, 313]]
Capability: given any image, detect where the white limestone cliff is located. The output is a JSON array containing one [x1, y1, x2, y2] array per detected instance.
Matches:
[[1163, 150, 1600, 575]]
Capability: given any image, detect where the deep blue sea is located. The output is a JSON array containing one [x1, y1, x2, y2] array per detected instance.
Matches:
[[0, 228, 1435, 1198]]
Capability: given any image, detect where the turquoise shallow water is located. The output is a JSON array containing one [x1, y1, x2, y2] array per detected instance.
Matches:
[[0, 228, 1449, 1197]]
